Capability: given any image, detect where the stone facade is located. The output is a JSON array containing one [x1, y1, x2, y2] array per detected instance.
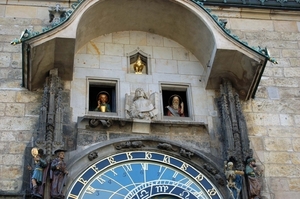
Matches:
[[0, 1, 299, 199]]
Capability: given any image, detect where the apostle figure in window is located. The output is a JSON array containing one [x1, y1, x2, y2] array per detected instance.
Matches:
[[94, 91, 111, 112], [166, 95, 185, 117], [50, 149, 68, 199]]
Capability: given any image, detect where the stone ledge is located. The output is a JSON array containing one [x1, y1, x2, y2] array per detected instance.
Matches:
[[80, 115, 206, 127]]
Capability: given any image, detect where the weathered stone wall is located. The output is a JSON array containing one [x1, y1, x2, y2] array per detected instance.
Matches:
[[211, 7, 300, 199], [0, 1, 73, 195], [0, 1, 299, 199]]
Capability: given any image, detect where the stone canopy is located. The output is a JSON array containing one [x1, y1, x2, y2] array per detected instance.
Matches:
[[21, 0, 269, 100]]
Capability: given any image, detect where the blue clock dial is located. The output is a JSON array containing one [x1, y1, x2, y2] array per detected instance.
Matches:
[[67, 151, 223, 199]]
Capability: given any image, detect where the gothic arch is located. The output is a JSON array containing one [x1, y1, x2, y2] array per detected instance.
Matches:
[[21, 0, 269, 100]]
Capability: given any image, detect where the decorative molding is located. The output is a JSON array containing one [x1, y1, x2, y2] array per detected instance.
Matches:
[[88, 119, 113, 128], [87, 151, 98, 161], [35, 68, 65, 156], [198, 0, 300, 8], [180, 148, 194, 159], [115, 141, 145, 150], [217, 80, 253, 171], [157, 143, 177, 151], [10, 0, 85, 45], [48, 4, 66, 25]]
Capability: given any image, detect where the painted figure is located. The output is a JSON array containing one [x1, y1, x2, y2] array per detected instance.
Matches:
[[94, 91, 111, 112], [28, 148, 48, 198], [50, 149, 68, 199], [129, 88, 156, 119], [245, 158, 262, 199], [166, 95, 185, 117], [225, 161, 244, 199]]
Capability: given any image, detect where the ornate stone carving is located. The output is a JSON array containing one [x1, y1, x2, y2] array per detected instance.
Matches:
[[203, 163, 225, 186], [10, 29, 39, 45], [49, 4, 66, 25], [125, 88, 158, 120], [115, 141, 145, 150], [88, 119, 113, 128], [179, 148, 194, 159], [35, 69, 65, 157], [157, 143, 176, 151], [217, 80, 260, 198], [217, 80, 253, 171], [88, 151, 98, 161]]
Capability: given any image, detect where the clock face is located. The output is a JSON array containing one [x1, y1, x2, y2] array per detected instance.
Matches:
[[67, 151, 223, 199]]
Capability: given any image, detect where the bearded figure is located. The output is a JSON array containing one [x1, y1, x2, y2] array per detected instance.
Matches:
[[166, 95, 185, 117], [245, 158, 262, 199]]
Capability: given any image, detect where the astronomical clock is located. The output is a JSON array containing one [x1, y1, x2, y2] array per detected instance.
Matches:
[[67, 151, 223, 199]]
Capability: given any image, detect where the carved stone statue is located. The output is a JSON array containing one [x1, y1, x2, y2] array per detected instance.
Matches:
[[48, 4, 66, 25], [126, 88, 158, 120], [245, 158, 263, 199], [157, 143, 176, 151], [225, 161, 244, 199], [115, 141, 145, 150], [50, 149, 68, 199], [180, 148, 194, 159], [88, 151, 98, 161], [166, 95, 185, 117]]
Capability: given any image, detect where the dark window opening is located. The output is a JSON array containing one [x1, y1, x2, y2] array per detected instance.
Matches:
[[89, 84, 116, 112], [162, 89, 189, 117]]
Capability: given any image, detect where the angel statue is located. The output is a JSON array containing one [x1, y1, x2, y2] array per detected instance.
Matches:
[[126, 88, 158, 120]]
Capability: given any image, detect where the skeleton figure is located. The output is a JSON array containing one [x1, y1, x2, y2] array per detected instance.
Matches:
[[225, 161, 244, 199]]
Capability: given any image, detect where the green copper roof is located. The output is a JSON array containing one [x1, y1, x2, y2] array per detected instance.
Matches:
[[199, 0, 300, 10], [11, 0, 277, 63]]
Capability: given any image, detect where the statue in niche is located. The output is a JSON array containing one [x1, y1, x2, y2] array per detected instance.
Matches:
[[126, 88, 158, 120], [133, 55, 145, 74], [224, 161, 244, 199], [28, 148, 48, 198], [245, 158, 263, 199], [50, 149, 68, 199], [94, 91, 111, 112], [166, 95, 185, 117]]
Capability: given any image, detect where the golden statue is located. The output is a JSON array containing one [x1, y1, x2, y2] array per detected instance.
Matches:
[[133, 56, 145, 74]]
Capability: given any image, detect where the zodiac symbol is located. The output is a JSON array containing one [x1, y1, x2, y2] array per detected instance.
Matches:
[[208, 188, 217, 196], [179, 190, 190, 198]]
